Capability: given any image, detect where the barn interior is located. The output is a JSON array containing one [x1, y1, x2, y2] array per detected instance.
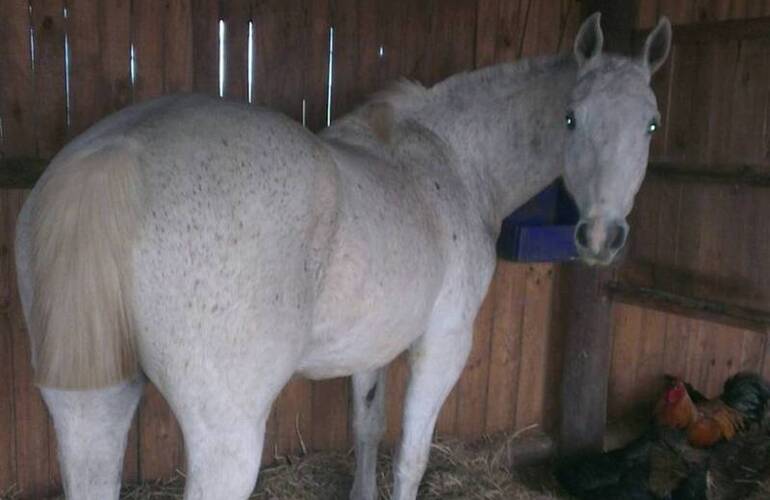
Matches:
[[1, 0, 770, 498]]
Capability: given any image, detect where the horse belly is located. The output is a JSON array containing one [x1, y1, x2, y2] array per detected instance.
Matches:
[[299, 221, 444, 379]]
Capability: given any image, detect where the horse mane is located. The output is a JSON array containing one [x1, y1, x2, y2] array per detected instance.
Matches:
[[322, 54, 573, 146]]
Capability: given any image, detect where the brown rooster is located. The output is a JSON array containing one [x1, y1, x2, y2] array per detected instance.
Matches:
[[654, 372, 770, 447]]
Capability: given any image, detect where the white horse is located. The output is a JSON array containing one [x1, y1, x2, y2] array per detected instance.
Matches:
[[15, 14, 671, 500]]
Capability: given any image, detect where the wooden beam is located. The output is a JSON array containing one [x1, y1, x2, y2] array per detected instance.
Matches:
[[608, 282, 770, 334], [669, 16, 770, 45], [0, 157, 47, 189], [647, 161, 770, 188], [559, 0, 636, 457]]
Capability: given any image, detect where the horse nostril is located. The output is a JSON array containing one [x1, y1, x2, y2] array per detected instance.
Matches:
[[575, 222, 589, 248], [608, 224, 627, 251]]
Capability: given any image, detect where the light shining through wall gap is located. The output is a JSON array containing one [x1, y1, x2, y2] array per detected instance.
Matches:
[[248, 21, 254, 103], [326, 26, 334, 127], [218, 20, 225, 98]]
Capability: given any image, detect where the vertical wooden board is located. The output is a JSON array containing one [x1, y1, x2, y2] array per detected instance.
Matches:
[[454, 264, 496, 439], [99, 0, 132, 113], [0, 0, 37, 156], [637, 0, 659, 29], [31, 0, 68, 158], [662, 44, 697, 161], [329, 0, 384, 119], [164, 0, 194, 93], [310, 378, 349, 451], [221, 0, 249, 100], [607, 303, 643, 418], [385, 353, 410, 445], [484, 262, 526, 434], [662, 314, 690, 378], [701, 323, 744, 396], [519, 0, 542, 58], [5, 191, 54, 498], [705, 41, 739, 164], [303, 0, 330, 130], [132, 0, 165, 102], [191, 0, 220, 95], [535, 0, 561, 54], [514, 264, 554, 430], [632, 309, 667, 408], [138, 384, 183, 480], [729, 0, 748, 18], [557, 0, 581, 52], [740, 329, 765, 372], [419, 0, 477, 85], [251, 0, 310, 121], [66, 0, 106, 136], [727, 39, 770, 167], [475, 0, 500, 68], [492, 0, 530, 63], [274, 378, 313, 456], [0, 299, 16, 492]]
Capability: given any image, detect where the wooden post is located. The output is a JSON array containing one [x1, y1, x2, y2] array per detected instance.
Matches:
[[558, 0, 637, 456]]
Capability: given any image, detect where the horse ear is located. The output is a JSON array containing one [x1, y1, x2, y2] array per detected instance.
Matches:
[[574, 12, 604, 67], [641, 17, 672, 75]]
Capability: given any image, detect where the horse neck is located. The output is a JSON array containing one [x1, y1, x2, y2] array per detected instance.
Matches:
[[414, 55, 577, 231]]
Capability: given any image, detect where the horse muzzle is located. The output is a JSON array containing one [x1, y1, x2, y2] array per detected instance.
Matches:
[[574, 217, 628, 266]]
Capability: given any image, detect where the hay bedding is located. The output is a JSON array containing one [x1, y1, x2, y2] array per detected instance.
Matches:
[[119, 434, 565, 500], [0, 433, 566, 500]]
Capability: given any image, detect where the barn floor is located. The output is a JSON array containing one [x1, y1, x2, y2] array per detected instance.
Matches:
[[118, 432, 566, 500]]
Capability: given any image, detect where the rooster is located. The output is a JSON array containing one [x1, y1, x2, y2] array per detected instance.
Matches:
[[655, 372, 770, 447], [557, 372, 770, 500]]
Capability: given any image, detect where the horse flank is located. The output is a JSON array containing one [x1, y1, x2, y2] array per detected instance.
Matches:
[[30, 143, 144, 389]]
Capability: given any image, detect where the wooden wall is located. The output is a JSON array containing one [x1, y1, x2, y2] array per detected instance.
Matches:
[[607, 1, 770, 419], [0, 1, 580, 497]]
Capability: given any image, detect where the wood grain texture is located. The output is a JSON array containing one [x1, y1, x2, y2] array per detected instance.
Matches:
[[191, 0, 220, 95], [31, 0, 68, 157], [99, 0, 132, 113], [164, 0, 194, 94], [132, 0, 165, 101], [0, 0, 37, 156], [221, 0, 249, 100]]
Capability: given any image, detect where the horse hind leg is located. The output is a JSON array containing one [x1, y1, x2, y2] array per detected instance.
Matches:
[[42, 376, 144, 500], [350, 368, 387, 500]]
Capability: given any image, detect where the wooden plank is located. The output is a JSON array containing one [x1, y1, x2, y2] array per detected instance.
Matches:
[[191, 0, 220, 95], [31, 0, 68, 158], [329, 0, 384, 119], [0, 241, 17, 493], [164, 0, 194, 93], [132, 0, 165, 102], [454, 263, 495, 439], [138, 385, 183, 480], [484, 262, 526, 434], [632, 309, 667, 409], [251, 0, 311, 121], [221, 0, 249, 101], [386, 353, 411, 444], [0, 0, 37, 157], [607, 303, 644, 419], [559, 264, 614, 454], [4, 190, 56, 498], [515, 264, 555, 430], [646, 162, 770, 186], [474, 0, 500, 68], [100, 0, 132, 113], [310, 378, 349, 451], [608, 281, 770, 332], [659, 16, 770, 44], [66, 0, 106, 136], [303, 0, 330, 131], [0, 157, 47, 189], [274, 378, 313, 456]]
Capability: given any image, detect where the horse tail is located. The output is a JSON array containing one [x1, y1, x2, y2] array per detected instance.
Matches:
[[28, 143, 144, 389]]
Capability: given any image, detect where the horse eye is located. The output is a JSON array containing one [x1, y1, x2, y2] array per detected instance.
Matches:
[[565, 112, 576, 130], [647, 120, 659, 134]]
